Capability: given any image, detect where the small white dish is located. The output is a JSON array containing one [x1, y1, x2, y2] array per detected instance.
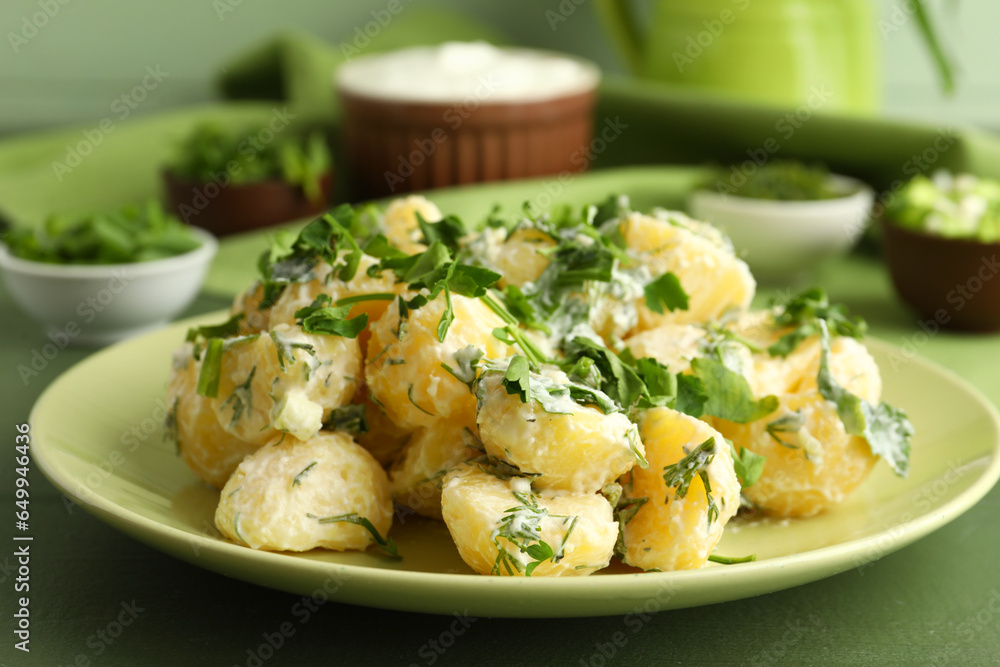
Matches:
[[689, 175, 874, 283], [0, 227, 217, 346]]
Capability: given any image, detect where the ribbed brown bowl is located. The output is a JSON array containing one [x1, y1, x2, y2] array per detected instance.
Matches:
[[339, 88, 597, 200], [163, 171, 333, 237], [882, 218, 1000, 332]]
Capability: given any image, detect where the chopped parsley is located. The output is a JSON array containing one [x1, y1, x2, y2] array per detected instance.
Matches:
[[643, 272, 689, 314], [490, 489, 576, 577], [306, 512, 399, 558], [322, 404, 368, 435], [767, 288, 867, 358], [294, 294, 369, 338], [292, 461, 317, 487], [662, 438, 720, 525], [816, 321, 913, 477]]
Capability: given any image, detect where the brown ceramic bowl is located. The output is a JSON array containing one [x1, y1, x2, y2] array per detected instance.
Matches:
[[882, 218, 1000, 331], [162, 171, 333, 237], [336, 46, 600, 200]]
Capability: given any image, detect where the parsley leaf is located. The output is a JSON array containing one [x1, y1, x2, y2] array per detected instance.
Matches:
[[727, 440, 766, 488], [689, 357, 778, 423], [768, 287, 867, 357], [417, 212, 467, 250], [501, 356, 531, 403], [816, 321, 913, 477], [322, 404, 369, 435], [196, 338, 225, 398], [294, 294, 369, 338], [643, 272, 690, 314], [662, 438, 720, 525], [560, 337, 645, 412], [186, 313, 244, 343], [306, 512, 399, 558]]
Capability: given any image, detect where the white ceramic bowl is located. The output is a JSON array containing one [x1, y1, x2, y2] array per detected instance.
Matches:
[[0, 227, 217, 346], [688, 175, 874, 283]]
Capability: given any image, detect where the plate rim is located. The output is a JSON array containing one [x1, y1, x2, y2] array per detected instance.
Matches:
[[29, 314, 1000, 617]]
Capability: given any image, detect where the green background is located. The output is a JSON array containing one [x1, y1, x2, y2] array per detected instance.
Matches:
[[1, 0, 999, 134]]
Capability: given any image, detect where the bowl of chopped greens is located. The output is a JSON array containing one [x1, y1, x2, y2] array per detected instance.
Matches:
[[0, 201, 216, 346], [882, 171, 1000, 331], [689, 161, 873, 283], [163, 123, 333, 236]]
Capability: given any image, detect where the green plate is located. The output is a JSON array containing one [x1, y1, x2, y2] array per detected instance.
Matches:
[[31, 312, 1000, 617]]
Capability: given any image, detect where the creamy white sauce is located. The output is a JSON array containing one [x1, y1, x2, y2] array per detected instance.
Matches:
[[337, 42, 599, 103]]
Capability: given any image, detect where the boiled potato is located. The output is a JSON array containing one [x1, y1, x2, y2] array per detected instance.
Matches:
[[229, 281, 271, 334], [475, 364, 643, 493], [389, 419, 482, 519], [365, 292, 510, 431], [623, 323, 707, 374], [493, 227, 556, 288], [711, 390, 878, 518], [166, 343, 259, 488], [215, 431, 392, 552], [623, 407, 740, 571], [441, 463, 617, 576], [267, 252, 403, 356], [619, 211, 755, 331], [352, 384, 412, 467], [383, 195, 441, 254], [212, 324, 361, 446]]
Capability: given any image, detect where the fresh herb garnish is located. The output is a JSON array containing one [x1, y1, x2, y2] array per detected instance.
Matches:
[[306, 512, 399, 557], [490, 489, 576, 577], [196, 338, 225, 398], [816, 321, 913, 477], [2, 200, 201, 265], [322, 404, 368, 435], [294, 294, 369, 338], [169, 123, 331, 202], [767, 288, 867, 358], [186, 314, 244, 343], [708, 553, 757, 565], [727, 440, 766, 488], [662, 438, 720, 525], [292, 462, 317, 487], [441, 346, 485, 392], [688, 357, 778, 423], [643, 272, 689, 314]]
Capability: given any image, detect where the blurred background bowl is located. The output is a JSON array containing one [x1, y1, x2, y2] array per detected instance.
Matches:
[[688, 175, 873, 283], [0, 227, 217, 346], [163, 170, 333, 237], [882, 218, 1000, 331], [337, 45, 600, 200]]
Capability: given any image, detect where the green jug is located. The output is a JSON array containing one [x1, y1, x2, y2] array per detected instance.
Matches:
[[594, 0, 879, 113]]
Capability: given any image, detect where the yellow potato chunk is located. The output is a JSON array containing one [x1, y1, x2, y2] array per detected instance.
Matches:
[[365, 293, 510, 431], [390, 419, 482, 519], [215, 431, 393, 552], [352, 385, 412, 466], [493, 227, 556, 288], [623, 323, 707, 374], [620, 212, 755, 331], [229, 281, 271, 334], [475, 365, 643, 493], [441, 464, 617, 576], [212, 324, 362, 446], [383, 195, 441, 254], [623, 408, 740, 571], [166, 344, 259, 488], [267, 253, 403, 356], [711, 391, 878, 518]]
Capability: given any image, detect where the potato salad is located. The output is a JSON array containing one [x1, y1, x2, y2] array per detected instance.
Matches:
[[164, 194, 913, 575]]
